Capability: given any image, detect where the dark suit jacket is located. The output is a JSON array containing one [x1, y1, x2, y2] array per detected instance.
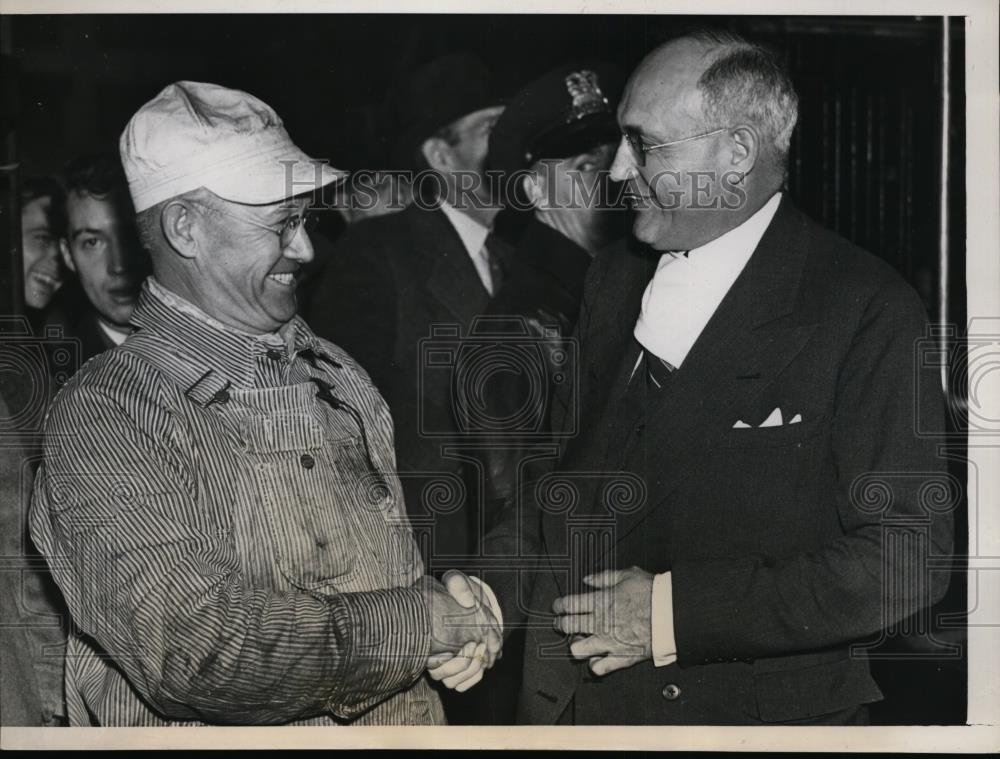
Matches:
[[485, 197, 954, 724], [308, 205, 491, 564]]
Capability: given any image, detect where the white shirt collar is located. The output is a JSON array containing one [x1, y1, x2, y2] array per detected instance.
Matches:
[[438, 199, 491, 259], [97, 318, 131, 346], [686, 190, 782, 263], [633, 192, 783, 370], [438, 200, 494, 293]]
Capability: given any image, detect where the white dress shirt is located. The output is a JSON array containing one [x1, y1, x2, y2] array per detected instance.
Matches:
[[438, 200, 495, 295], [97, 319, 131, 347], [640, 192, 783, 666], [634, 191, 782, 370]]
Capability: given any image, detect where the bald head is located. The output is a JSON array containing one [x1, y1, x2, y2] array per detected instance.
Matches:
[[624, 31, 799, 175], [609, 31, 798, 251], [625, 37, 717, 130]]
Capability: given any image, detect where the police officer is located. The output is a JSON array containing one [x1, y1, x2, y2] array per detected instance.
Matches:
[[477, 62, 625, 512]]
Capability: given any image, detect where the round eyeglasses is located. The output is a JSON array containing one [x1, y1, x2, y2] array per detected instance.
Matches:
[[207, 204, 319, 248], [623, 127, 730, 167]]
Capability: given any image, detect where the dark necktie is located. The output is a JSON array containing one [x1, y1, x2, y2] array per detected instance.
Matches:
[[483, 233, 513, 296]]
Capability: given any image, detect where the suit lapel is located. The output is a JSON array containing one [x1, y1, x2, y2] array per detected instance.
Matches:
[[610, 199, 819, 547], [540, 239, 656, 593], [415, 207, 491, 322]]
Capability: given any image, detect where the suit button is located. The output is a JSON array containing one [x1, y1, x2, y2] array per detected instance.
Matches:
[[661, 683, 681, 701], [266, 349, 283, 361], [300, 454, 316, 469]]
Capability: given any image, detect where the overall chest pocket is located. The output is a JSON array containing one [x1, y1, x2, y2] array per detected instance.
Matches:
[[243, 413, 359, 590]]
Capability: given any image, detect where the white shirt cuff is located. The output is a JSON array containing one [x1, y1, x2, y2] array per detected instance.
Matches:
[[651, 571, 677, 666], [468, 575, 503, 633]]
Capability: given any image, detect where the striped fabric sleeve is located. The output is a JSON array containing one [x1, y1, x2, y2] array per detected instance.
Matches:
[[330, 586, 431, 719], [31, 376, 430, 725]]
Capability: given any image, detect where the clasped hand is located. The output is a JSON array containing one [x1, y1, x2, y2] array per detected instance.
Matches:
[[417, 570, 502, 692]]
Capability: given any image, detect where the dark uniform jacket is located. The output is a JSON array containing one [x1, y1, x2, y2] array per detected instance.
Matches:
[[472, 215, 593, 521]]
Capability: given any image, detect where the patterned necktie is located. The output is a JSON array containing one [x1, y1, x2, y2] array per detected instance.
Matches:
[[644, 349, 676, 390]]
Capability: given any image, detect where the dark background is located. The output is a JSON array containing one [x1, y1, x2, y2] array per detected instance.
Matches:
[[0, 13, 968, 725]]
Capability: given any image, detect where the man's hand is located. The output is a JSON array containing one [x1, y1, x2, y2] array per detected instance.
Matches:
[[425, 571, 500, 691], [551, 566, 653, 677], [417, 570, 501, 691]]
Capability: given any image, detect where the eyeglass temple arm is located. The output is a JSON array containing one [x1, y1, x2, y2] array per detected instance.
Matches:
[[644, 127, 730, 152]]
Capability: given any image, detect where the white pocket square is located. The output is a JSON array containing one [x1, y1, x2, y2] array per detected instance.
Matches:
[[759, 407, 783, 427], [732, 408, 803, 429]]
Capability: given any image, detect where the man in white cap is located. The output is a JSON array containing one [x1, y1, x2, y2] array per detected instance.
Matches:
[[29, 81, 501, 726]]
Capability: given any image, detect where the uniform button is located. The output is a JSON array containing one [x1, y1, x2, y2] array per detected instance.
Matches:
[[266, 349, 283, 361], [661, 683, 682, 701], [213, 388, 230, 404], [300, 453, 315, 469]]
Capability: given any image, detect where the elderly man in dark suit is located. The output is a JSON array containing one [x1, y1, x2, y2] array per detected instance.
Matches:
[[440, 30, 954, 725], [308, 54, 507, 567]]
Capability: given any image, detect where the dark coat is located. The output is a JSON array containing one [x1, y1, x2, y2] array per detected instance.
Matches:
[[36, 283, 120, 372], [485, 197, 954, 725], [472, 216, 593, 517], [307, 205, 492, 564], [490, 215, 592, 336]]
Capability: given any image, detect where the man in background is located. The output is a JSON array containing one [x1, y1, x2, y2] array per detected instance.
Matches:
[[480, 60, 624, 513], [57, 154, 149, 360], [309, 53, 508, 567], [20, 177, 66, 323]]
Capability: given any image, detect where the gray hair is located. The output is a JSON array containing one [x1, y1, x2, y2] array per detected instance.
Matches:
[[135, 202, 166, 255], [134, 187, 215, 255], [691, 30, 799, 159]]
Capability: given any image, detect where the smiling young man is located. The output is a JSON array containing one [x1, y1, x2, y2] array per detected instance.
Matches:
[[29, 81, 501, 727], [56, 155, 149, 359], [20, 177, 66, 317]]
